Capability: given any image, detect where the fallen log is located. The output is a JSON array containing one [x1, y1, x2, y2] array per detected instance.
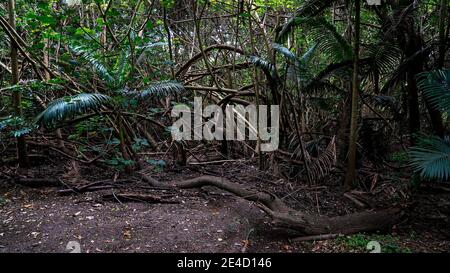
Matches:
[[343, 192, 367, 209], [172, 175, 404, 236]]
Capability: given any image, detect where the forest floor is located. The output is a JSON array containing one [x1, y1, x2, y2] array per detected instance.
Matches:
[[0, 154, 449, 253]]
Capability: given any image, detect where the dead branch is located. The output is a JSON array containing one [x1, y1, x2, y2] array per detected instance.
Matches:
[[289, 233, 344, 243]]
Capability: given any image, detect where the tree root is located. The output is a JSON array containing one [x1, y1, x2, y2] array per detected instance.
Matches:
[[102, 193, 179, 204], [173, 175, 404, 236]]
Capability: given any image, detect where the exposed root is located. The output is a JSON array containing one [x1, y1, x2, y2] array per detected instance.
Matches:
[[173, 175, 404, 235]]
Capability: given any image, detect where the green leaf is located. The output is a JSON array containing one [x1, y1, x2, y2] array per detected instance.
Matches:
[[272, 43, 297, 63], [409, 136, 450, 180], [416, 68, 450, 114], [37, 15, 56, 26], [36, 93, 112, 127], [138, 81, 185, 99]]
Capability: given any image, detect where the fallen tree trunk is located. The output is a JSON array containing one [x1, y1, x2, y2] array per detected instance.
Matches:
[[172, 176, 404, 236]]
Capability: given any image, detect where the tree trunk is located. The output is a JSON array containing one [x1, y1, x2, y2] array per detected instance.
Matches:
[[344, 0, 360, 189], [406, 66, 421, 139], [43, 37, 65, 147], [437, 0, 448, 68], [8, 0, 28, 167]]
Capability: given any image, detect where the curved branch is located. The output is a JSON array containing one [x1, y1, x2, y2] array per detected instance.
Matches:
[[176, 44, 246, 78], [173, 176, 404, 235]]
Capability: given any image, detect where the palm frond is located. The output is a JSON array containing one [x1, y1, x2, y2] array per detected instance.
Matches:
[[299, 43, 318, 64], [302, 79, 346, 95], [272, 43, 297, 63], [416, 68, 450, 114], [381, 46, 433, 95], [136, 41, 167, 55], [248, 55, 276, 81], [279, 17, 352, 63], [135, 41, 167, 64], [138, 81, 186, 99], [382, 4, 417, 41], [36, 93, 112, 127], [276, 0, 340, 42], [363, 42, 402, 79], [409, 136, 450, 181], [113, 51, 130, 87], [361, 94, 396, 108], [306, 17, 353, 63], [309, 136, 337, 181], [71, 45, 114, 84]]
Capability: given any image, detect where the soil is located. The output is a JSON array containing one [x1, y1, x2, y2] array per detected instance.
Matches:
[[0, 156, 449, 253]]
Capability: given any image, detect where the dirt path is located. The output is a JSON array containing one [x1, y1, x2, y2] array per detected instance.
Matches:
[[0, 186, 290, 253], [1, 158, 449, 253]]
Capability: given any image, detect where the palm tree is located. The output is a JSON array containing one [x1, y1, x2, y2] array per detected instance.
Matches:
[[409, 68, 450, 181], [345, 0, 361, 189], [35, 43, 185, 172]]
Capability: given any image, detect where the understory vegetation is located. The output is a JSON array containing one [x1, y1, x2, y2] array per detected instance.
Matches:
[[0, 0, 449, 253]]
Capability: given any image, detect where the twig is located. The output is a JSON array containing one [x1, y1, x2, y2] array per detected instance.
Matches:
[[289, 233, 343, 243]]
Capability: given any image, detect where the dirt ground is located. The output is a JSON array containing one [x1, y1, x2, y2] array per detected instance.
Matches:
[[0, 158, 449, 253]]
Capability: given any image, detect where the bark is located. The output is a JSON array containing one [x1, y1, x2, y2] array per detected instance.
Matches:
[[8, 0, 28, 167], [174, 176, 403, 235], [345, 0, 360, 189], [175, 44, 245, 78], [437, 0, 449, 68], [102, 193, 179, 204]]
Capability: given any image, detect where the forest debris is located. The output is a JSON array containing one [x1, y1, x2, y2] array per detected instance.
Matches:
[[102, 193, 180, 204], [139, 172, 171, 188], [14, 178, 61, 188], [289, 233, 344, 243], [58, 179, 134, 195], [343, 192, 367, 208], [175, 175, 404, 235], [420, 184, 450, 193]]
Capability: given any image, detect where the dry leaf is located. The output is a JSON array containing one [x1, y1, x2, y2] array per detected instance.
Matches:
[[123, 229, 132, 239]]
